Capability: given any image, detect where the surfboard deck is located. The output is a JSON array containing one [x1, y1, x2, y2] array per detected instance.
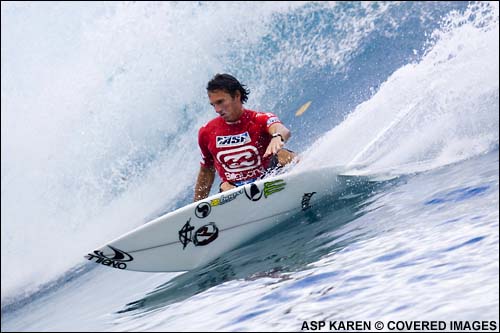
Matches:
[[85, 166, 359, 272]]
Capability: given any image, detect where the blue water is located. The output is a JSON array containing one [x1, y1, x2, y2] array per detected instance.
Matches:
[[1, 2, 498, 331]]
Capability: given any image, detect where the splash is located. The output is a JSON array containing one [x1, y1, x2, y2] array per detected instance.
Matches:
[[298, 2, 499, 175]]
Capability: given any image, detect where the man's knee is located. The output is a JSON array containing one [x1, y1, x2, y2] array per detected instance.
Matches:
[[219, 181, 236, 192]]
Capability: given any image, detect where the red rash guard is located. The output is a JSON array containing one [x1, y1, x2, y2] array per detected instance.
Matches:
[[198, 109, 282, 183]]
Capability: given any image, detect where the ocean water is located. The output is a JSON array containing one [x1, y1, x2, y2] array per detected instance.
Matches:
[[1, 2, 498, 331]]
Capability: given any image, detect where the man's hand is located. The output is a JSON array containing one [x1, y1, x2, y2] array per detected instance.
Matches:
[[265, 123, 291, 158], [264, 136, 285, 158]]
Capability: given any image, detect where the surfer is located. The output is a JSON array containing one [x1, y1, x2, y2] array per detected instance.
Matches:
[[194, 73, 296, 201]]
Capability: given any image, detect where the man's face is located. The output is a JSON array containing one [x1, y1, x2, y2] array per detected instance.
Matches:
[[208, 90, 243, 123]]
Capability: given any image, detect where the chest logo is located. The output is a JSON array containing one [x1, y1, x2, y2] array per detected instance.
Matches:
[[216, 146, 261, 172], [216, 132, 251, 148]]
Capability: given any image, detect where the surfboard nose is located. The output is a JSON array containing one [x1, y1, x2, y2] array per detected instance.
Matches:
[[85, 245, 134, 270]]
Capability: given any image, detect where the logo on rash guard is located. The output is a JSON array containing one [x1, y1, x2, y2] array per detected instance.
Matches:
[[266, 117, 280, 126], [216, 146, 261, 172], [216, 132, 251, 147], [225, 167, 264, 182]]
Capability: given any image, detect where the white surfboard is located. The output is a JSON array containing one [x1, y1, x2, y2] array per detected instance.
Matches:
[[85, 166, 358, 272]]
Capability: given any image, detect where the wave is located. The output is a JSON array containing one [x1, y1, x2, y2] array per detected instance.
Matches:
[[297, 1, 499, 175], [1, 1, 497, 307]]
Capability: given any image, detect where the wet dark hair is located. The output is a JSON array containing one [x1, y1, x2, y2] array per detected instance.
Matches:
[[206, 73, 250, 104]]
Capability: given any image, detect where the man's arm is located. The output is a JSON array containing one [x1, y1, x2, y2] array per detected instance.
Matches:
[[194, 166, 215, 202], [264, 123, 291, 158]]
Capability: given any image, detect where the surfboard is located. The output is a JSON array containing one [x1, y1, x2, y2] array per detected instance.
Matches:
[[85, 166, 358, 272]]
